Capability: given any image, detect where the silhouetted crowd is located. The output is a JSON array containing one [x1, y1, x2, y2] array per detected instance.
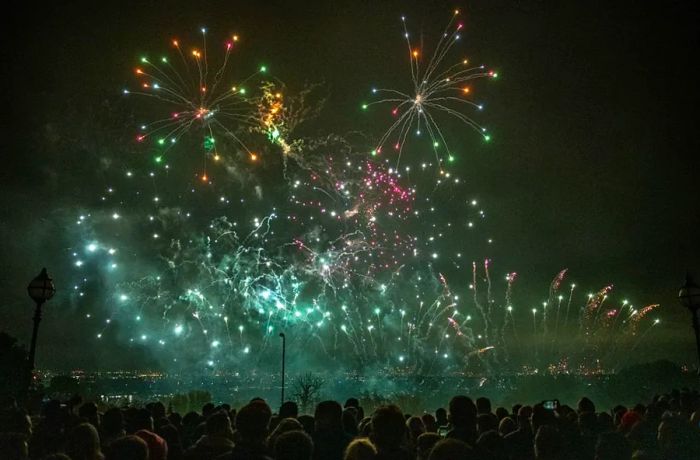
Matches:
[[1, 388, 699, 460]]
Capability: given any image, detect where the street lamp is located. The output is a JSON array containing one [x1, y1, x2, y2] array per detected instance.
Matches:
[[678, 274, 700, 375], [279, 332, 286, 406], [26, 268, 56, 378]]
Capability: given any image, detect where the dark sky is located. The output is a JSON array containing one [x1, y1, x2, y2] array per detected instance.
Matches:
[[1, 0, 699, 370]]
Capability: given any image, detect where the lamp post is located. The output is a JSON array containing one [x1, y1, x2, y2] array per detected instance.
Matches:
[[279, 332, 286, 405], [678, 274, 700, 375], [26, 268, 56, 382]]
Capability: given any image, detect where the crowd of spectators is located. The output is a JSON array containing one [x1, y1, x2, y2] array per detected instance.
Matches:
[[1, 388, 699, 460]]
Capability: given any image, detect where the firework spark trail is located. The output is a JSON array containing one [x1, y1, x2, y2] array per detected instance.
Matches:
[[103, 204, 361, 363], [447, 317, 463, 337], [541, 269, 566, 347], [126, 30, 269, 180], [548, 269, 567, 296], [598, 301, 636, 364], [551, 294, 565, 355], [600, 309, 619, 333], [581, 285, 614, 331], [452, 265, 663, 373], [592, 292, 612, 328], [617, 318, 661, 370], [347, 297, 374, 366], [405, 273, 466, 372], [563, 283, 575, 332], [576, 286, 608, 357], [291, 150, 418, 273], [599, 302, 636, 364], [257, 82, 327, 172], [545, 269, 568, 356], [610, 301, 632, 334], [365, 10, 496, 169], [292, 232, 377, 293], [504, 273, 517, 310], [222, 316, 233, 348], [531, 307, 539, 364], [485, 259, 494, 338], [470, 346, 495, 356], [589, 296, 649, 368], [630, 304, 661, 334], [471, 261, 490, 344], [561, 283, 577, 358], [506, 276, 519, 341], [498, 272, 517, 362]]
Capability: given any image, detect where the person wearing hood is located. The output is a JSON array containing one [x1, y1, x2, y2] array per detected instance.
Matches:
[[184, 411, 234, 460]]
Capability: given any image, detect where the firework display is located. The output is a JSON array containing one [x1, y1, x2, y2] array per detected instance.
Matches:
[[67, 17, 662, 376], [363, 10, 496, 169], [124, 29, 268, 181]]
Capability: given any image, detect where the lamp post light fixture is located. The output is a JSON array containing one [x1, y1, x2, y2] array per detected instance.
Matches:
[[678, 274, 700, 375], [26, 268, 56, 379], [279, 332, 286, 406]]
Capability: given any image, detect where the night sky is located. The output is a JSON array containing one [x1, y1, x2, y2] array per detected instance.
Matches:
[[1, 0, 699, 371]]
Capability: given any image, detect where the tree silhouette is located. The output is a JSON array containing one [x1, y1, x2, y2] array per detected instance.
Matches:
[[292, 372, 325, 413]]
